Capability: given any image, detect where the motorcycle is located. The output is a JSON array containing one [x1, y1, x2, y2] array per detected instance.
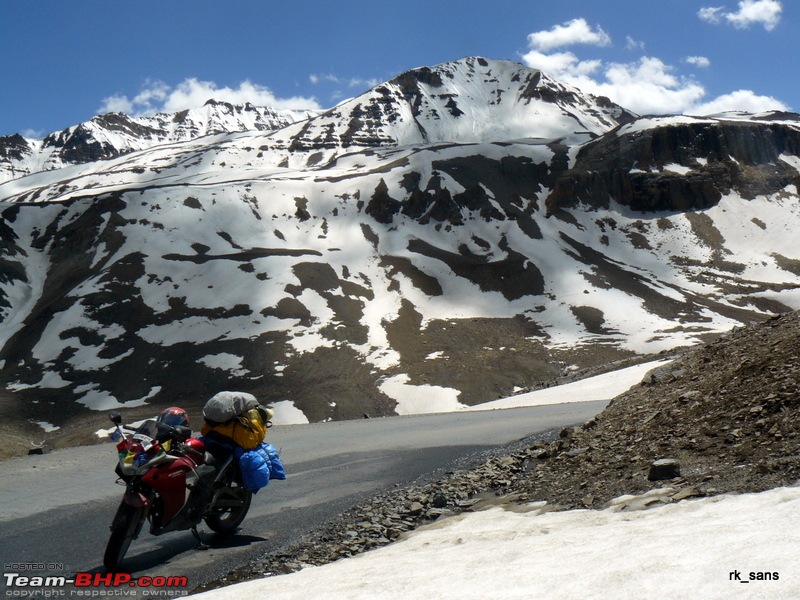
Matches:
[[103, 411, 252, 571]]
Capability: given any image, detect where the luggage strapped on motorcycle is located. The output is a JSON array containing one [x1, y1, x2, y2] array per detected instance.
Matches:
[[198, 391, 286, 493], [200, 391, 272, 450]]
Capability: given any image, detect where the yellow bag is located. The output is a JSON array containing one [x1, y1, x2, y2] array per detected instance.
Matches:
[[201, 408, 267, 450]]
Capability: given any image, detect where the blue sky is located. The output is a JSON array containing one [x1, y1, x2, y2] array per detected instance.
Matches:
[[1, 0, 795, 137]]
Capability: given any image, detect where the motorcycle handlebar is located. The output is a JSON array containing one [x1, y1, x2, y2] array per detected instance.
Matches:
[[116, 422, 192, 446]]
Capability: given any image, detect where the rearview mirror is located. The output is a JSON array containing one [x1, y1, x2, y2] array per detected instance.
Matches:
[[108, 411, 122, 425]]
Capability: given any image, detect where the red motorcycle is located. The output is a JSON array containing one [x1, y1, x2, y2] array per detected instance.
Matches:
[[103, 410, 252, 571]]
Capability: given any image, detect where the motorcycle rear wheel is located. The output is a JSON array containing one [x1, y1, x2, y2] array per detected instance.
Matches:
[[204, 468, 252, 535], [104, 502, 145, 571]]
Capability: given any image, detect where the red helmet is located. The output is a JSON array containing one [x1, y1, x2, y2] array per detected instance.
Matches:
[[157, 407, 189, 428]]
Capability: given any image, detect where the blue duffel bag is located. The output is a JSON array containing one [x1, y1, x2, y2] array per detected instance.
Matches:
[[235, 442, 286, 493]]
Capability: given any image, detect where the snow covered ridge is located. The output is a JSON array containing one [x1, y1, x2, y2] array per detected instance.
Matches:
[[0, 57, 799, 436], [0, 100, 318, 184], [0, 57, 633, 186]]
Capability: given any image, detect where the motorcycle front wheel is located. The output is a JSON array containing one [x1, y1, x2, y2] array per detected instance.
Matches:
[[104, 501, 146, 571], [204, 467, 252, 535]]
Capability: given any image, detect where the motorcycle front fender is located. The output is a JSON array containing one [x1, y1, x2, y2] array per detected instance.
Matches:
[[109, 490, 150, 542], [122, 488, 150, 509], [109, 487, 151, 530]]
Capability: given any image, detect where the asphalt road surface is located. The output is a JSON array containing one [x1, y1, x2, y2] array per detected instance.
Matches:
[[0, 401, 607, 596]]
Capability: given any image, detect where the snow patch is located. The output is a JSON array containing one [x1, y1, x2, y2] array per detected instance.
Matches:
[[76, 384, 153, 410], [30, 420, 60, 432], [200, 352, 249, 376], [663, 163, 691, 175], [467, 359, 672, 411], [270, 400, 310, 425], [379, 374, 464, 415], [780, 153, 800, 172], [193, 485, 800, 600]]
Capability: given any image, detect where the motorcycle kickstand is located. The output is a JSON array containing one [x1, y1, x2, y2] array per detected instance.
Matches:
[[191, 526, 210, 550]]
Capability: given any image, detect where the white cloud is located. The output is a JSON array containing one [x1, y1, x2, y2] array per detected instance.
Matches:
[[585, 57, 707, 115], [309, 73, 381, 90], [692, 89, 789, 114], [309, 73, 338, 85], [699, 1, 783, 30], [686, 56, 711, 68], [21, 128, 45, 139], [527, 18, 611, 52], [132, 79, 170, 108], [698, 6, 725, 23], [521, 25, 707, 116], [99, 78, 321, 116], [98, 94, 134, 114], [520, 49, 602, 79], [521, 20, 788, 116], [625, 36, 645, 51]]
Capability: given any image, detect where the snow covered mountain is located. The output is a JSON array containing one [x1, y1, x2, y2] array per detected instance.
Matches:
[[271, 56, 634, 149], [0, 100, 317, 184], [0, 57, 799, 447]]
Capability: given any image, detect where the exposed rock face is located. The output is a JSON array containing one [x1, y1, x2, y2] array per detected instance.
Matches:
[[0, 134, 36, 181], [548, 117, 800, 212], [44, 123, 122, 164], [0, 134, 31, 161]]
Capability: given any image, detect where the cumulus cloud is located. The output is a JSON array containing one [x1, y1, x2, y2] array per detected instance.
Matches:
[[686, 56, 711, 68], [698, 0, 783, 30], [527, 18, 611, 52], [692, 89, 789, 114], [98, 78, 322, 116], [520, 19, 788, 116], [582, 57, 707, 116], [97, 94, 135, 115], [521, 19, 609, 84], [521, 23, 707, 115], [521, 50, 602, 79]]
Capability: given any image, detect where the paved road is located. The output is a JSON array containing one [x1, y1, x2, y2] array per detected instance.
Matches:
[[0, 401, 607, 595]]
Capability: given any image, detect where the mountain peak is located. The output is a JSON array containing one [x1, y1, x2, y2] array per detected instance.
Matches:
[[278, 56, 633, 153]]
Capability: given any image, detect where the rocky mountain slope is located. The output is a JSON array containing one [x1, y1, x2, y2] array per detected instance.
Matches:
[[0, 57, 799, 456]]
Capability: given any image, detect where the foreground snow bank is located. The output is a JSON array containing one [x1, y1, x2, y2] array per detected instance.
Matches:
[[194, 485, 800, 599]]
